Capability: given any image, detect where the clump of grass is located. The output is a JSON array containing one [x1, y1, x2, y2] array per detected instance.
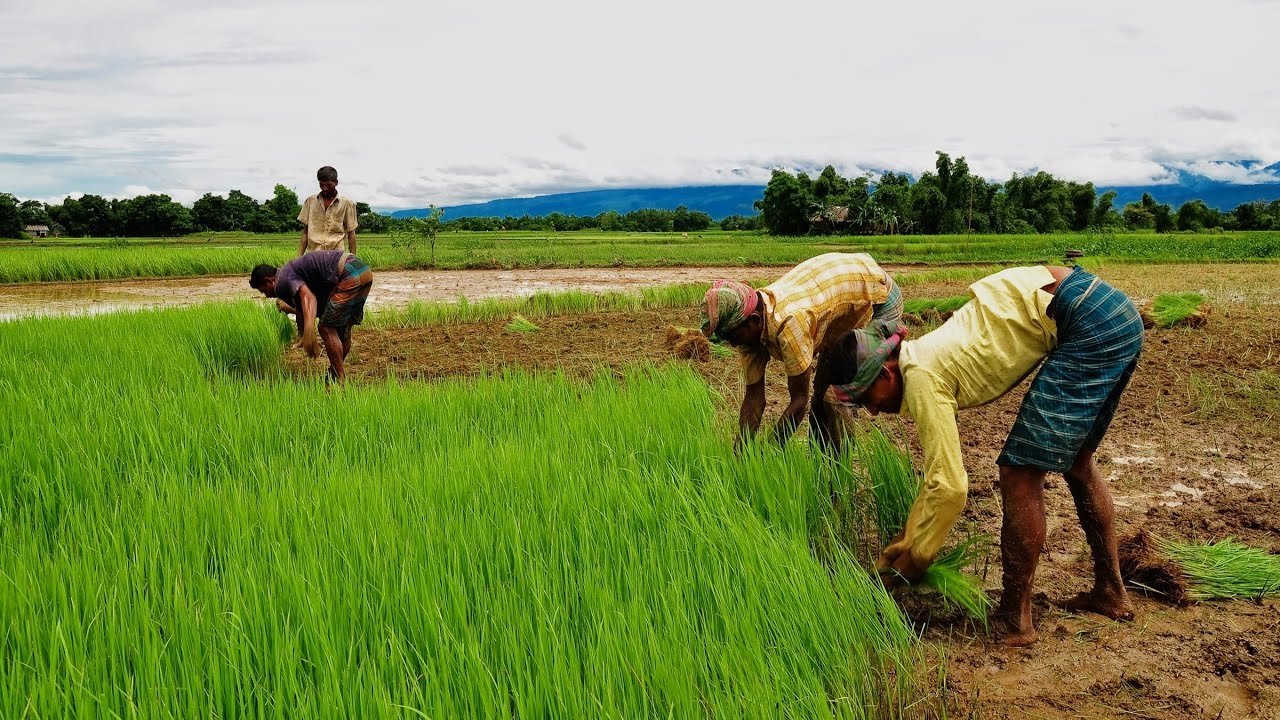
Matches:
[[1150, 292, 1208, 328], [1155, 536, 1280, 601], [506, 314, 539, 333]]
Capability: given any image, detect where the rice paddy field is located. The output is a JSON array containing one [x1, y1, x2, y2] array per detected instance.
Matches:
[[2, 229, 1279, 283], [2, 240, 1279, 719]]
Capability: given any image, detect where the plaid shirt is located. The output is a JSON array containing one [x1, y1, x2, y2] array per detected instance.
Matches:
[[739, 253, 891, 383]]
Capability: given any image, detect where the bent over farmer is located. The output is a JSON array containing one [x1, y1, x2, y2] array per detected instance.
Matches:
[[701, 252, 902, 447], [812, 265, 1144, 646], [250, 250, 374, 383]]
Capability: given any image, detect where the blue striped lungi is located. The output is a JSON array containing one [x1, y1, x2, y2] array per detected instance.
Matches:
[[997, 266, 1145, 472]]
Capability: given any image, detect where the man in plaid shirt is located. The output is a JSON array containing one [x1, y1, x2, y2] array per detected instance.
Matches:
[[701, 252, 902, 447]]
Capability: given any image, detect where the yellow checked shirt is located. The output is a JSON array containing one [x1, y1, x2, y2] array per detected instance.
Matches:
[[298, 194, 358, 253], [739, 252, 891, 383], [890, 266, 1059, 566]]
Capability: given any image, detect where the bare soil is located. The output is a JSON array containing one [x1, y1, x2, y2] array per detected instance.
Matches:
[[273, 262, 1279, 719]]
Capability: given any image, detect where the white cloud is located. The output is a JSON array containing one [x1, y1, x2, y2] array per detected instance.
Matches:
[[1, 0, 1278, 209]]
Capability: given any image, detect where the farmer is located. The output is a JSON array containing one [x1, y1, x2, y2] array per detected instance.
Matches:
[[701, 252, 902, 447], [811, 265, 1144, 646], [297, 165, 358, 256], [250, 250, 373, 382]]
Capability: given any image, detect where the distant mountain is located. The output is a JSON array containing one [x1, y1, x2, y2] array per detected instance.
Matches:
[[1101, 161, 1280, 209], [388, 185, 765, 221], [386, 162, 1280, 220]]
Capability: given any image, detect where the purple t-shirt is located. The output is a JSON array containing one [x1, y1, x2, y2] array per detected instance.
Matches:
[[275, 250, 344, 310]]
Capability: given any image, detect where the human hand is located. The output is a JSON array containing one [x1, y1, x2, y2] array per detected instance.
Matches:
[[301, 327, 321, 358], [876, 533, 928, 587]]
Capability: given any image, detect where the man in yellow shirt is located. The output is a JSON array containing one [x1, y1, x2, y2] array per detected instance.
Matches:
[[297, 166, 358, 256], [701, 252, 901, 447], [812, 265, 1144, 646]]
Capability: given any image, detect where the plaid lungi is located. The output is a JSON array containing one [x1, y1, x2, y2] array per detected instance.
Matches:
[[319, 255, 373, 328], [998, 266, 1144, 472]]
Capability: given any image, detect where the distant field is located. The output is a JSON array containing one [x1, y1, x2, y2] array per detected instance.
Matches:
[[1, 229, 1278, 283]]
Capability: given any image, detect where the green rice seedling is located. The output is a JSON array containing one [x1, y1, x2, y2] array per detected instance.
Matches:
[[1155, 536, 1280, 601], [1150, 292, 1207, 328], [920, 536, 995, 627], [506, 314, 539, 332], [0, 306, 932, 718], [849, 424, 992, 625], [710, 341, 735, 359]]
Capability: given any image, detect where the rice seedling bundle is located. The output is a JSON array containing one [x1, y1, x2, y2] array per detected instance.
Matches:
[[1155, 536, 1280, 601]]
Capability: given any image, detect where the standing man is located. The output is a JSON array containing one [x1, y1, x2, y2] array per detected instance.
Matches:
[[700, 252, 902, 447], [812, 265, 1145, 646], [250, 250, 373, 383], [297, 166, 358, 256]]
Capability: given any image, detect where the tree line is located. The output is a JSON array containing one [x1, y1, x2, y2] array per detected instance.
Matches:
[[756, 152, 1280, 236], [5, 152, 1280, 239]]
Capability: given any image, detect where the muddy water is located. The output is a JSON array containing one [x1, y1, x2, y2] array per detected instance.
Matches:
[[0, 266, 791, 320]]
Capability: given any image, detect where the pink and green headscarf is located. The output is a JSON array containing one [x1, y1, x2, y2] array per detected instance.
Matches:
[[830, 320, 909, 405], [700, 280, 758, 338]]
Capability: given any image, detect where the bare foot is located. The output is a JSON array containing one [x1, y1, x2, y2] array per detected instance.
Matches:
[[1061, 589, 1134, 621], [991, 615, 1037, 647]]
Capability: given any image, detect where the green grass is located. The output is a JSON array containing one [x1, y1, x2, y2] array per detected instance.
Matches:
[[0, 304, 933, 718], [3, 229, 1279, 283], [1150, 292, 1206, 327], [1156, 537, 1280, 601]]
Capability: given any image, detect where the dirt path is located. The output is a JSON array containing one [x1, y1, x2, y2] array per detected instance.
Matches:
[[0, 266, 800, 320]]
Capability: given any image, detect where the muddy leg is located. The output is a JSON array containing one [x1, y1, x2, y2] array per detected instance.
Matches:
[[1061, 447, 1134, 621], [995, 464, 1047, 647], [319, 326, 345, 383], [338, 324, 353, 359]]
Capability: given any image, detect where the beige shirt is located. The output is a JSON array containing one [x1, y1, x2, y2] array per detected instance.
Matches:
[[298, 194, 358, 253], [738, 252, 891, 383], [890, 266, 1059, 566]]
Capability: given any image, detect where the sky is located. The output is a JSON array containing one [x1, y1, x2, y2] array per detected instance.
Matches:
[[2, 0, 1279, 210]]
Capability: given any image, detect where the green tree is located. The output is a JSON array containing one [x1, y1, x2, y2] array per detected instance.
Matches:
[[1152, 203, 1175, 233], [192, 193, 230, 231], [756, 170, 813, 235], [393, 205, 445, 264], [0, 193, 24, 238], [260, 184, 301, 233], [1092, 191, 1121, 227], [224, 190, 260, 231], [120, 194, 194, 237], [19, 199, 51, 227], [1121, 202, 1154, 230], [50, 194, 116, 236]]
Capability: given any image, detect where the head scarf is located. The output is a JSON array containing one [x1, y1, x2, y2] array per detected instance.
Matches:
[[829, 320, 908, 405], [700, 280, 758, 338]]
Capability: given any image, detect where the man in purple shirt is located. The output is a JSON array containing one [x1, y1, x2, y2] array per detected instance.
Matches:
[[250, 250, 374, 382]]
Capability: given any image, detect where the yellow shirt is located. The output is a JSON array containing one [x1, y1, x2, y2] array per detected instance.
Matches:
[[892, 266, 1058, 566], [739, 253, 890, 383], [298, 194, 358, 253]]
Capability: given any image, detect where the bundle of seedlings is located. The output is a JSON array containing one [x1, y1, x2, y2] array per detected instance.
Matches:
[[851, 426, 994, 626], [1139, 292, 1210, 329], [506, 314, 540, 333], [1120, 529, 1280, 603], [664, 325, 730, 361]]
